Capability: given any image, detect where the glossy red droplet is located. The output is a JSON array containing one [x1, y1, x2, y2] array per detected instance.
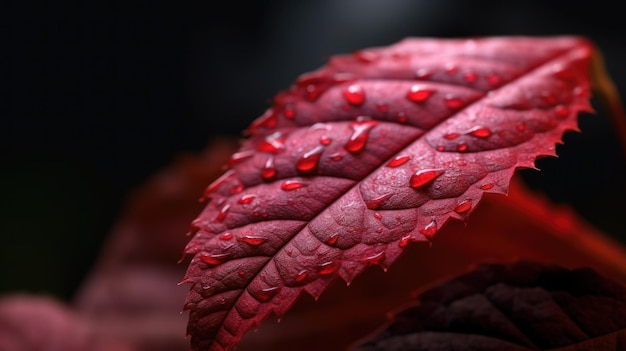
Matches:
[[415, 68, 432, 79], [555, 105, 569, 119], [419, 219, 437, 239], [456, 143, 468, 152], [373, 212, 382, 220], [284, 105, 296, 119], [516, 123, 527, 132], [397, 112, 407, 123], [361, 251, 385, 264], [443, 133, 459, 140], [454, 199, 472, 213], [327, 234, 338, 245], [487, 73, 501, 85], [215, 204, 230, 222], [237, 236, 267, 246], [464, 72, 477, 82], [343, 84, 365, 105], [262, 157, 277, 180], [238, 194, 256, 204], [329, 153, 343, 162], [281, 180, 306, 191], [219, 232, 233, 240], [319, 135, 332, 145], [410, 169, 444, 188], [228, 150, 255, 167], [257, 132, 286, 154], [386, 155, 411, 167], [365, 193, 393, 210], [346, 120, 378, 153], [436, 145, 445, 151], [445, 63, 458, 74], [376, 103, 388, 112], [256, 286, 280, 302], [231, 183, 244, 194], [200, 253, 228, 266], [295, 270, 308, 282], [407, 85, 434, 102], [468, 127, 492, 138], [296, 146, 324, 172], [318, 261, 340, 275], [203, 170, 234, 198], [398, 235, 411, 248], [249, 109, 277, 131], [480, 183, 494, 190], [445, 96, 463, 109]]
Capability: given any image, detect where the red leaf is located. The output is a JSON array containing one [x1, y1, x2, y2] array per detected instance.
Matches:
[[182, 36, 595, 350], [351, 261, 626, 351]]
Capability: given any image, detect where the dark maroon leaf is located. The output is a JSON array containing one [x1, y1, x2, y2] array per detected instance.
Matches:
[[351, 261, 626, 351], [182, 36, 595, 350]]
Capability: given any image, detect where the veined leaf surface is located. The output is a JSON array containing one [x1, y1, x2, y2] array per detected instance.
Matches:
[[182, 36, 594, 351]]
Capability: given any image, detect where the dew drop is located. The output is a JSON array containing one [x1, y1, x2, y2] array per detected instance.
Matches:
[[376, 103, 388, 112], [407, 85, 434, 103], [410, 169, 444, 188], [257, 132, 285, 154], [329, 153, 343, 162], [304, 83, 324, 101], [238, 194, 256, 204], [516, 123, 527, 132], [238, 236, 267, 246], [456, 143, 468, 152], [228, 150, 255, 167], [468, 127, 492, 138], [487, 73, 501, 85], [445, 63, 458, 74], [215, 204, 230, 222], [555, 105, 569, 119], [284, 105, 296, 119], [454, 199, 472, 213], [203, 170, 234, 197], [397, 112, 407, 123], [281, 180, 306, 191], [386, 155, 411, 167], [345, 120, 378, 153], [295, 270, 308, 283], [373, 212, 382, 220], [262, 157, 277, 180], [443, 133, 459, 140], [365, 193, 393, 210], [199, 253, 228, 266], [343, 84, 365, 105], [327, 234, 338, 245], [231, 183, 244, 194], [415, 68, 432, 79], [238, 270, 246, 277], [464, 72, 477, 82], [250, 109, 277, 130], [445, 96, 463, 109], [436, 145, 445, 151], [361, 251, 385, 265], [480, 183, 494, 190], [296, 145, 324, 172], [419, 220, 437, 239], [256, 286, 280, 302], [220, 232, 233, 240], [319, 135, 332, 145], [399, 235, 411, 248], [318, 261, 340, 275], [354, 50, 378, 63]]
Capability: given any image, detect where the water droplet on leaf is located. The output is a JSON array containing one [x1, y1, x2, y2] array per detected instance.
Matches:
[[343, 84, 365, 105], [410, 169, 444, 188], [407, 85, 434, 103], [386, 155, 410, 167]]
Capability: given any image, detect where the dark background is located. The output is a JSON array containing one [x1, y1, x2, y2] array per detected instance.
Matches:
[[2, 0, 625, 300]]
